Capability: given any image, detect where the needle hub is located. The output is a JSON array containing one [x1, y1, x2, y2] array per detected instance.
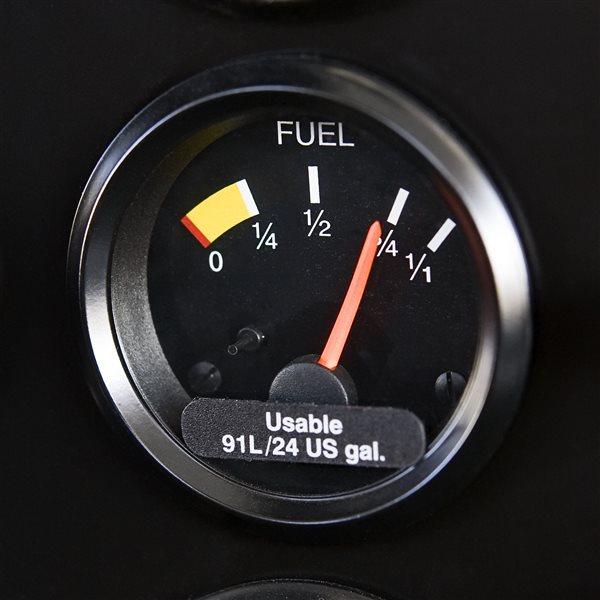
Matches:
[[269, 355, 357, 406]]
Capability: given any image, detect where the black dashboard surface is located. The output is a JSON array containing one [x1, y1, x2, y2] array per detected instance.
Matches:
[[1, 1, 598, 599]]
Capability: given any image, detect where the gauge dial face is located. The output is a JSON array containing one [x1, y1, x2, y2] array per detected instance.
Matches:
[[70, 56, 531, 523], [147, 112, 479, 494]]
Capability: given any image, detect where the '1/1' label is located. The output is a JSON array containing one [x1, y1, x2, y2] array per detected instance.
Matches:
[[181, 398, 425, 469]]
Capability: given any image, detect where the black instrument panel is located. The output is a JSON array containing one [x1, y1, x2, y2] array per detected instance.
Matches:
[[1, 1, 598, 599]]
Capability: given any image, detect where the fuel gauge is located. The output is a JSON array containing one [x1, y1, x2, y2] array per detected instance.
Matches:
[[69, 55, 531, 524]]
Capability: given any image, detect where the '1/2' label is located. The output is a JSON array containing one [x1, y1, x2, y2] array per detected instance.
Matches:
[[181, 398, 425, 469]]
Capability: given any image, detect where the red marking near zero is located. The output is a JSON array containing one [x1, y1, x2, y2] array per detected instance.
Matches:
[[181, 215, 211, 248]]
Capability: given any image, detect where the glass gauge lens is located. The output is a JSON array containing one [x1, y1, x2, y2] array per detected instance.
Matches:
[[147, 112, 478, 494], [69, 56, 531, 524]]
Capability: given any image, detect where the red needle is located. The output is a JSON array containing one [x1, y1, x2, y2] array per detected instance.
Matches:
[[318, 220, 382, 370]]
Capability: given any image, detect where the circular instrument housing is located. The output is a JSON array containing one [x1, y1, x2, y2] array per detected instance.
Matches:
[[68, 55, 531, 525], [200, 580, 385, 599]]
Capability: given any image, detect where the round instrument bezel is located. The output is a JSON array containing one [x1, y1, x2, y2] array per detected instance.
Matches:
[[199, 579, 384, 599], [68, 55, 532, 525]]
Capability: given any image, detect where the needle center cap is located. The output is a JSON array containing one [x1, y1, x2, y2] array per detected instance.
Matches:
[[268, 355, 358, 406]]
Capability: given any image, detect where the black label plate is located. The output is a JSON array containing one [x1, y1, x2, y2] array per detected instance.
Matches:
[[181, 398, 425, 469]]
